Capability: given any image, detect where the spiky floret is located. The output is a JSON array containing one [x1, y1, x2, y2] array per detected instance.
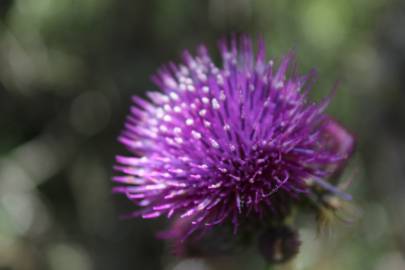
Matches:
[[113, 36, 352, 237]]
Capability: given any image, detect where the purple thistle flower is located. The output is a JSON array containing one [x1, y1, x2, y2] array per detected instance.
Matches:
[[113, 36, 354, 238]]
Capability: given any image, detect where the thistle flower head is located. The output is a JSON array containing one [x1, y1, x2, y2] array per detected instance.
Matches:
[[113, 36, 354, 239]]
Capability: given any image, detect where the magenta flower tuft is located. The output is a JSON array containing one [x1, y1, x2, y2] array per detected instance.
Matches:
[[113, 36, 354, 238]]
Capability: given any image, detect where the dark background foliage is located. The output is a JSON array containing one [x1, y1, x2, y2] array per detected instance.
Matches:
[[1, 0, 404, 269]]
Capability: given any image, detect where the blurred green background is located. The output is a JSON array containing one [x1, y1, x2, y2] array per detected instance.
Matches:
[[1, 0, 404, 269]]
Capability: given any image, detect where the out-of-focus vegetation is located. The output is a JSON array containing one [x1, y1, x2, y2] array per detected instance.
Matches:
[[1, 0, 405, 269]]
